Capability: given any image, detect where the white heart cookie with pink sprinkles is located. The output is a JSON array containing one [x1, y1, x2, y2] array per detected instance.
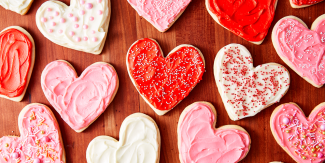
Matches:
[[36, 0, 110, 54], [214, 44, 290, 120]]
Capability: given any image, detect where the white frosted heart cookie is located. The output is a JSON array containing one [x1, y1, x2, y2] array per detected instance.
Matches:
[[0, 26, 35, 102], [86, 113, 160, 163], [0, 0, 34, 15], [214, 44, 290, 120], [36, 0, 111, 54]]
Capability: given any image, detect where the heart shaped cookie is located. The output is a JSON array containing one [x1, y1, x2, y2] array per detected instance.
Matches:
[[127, 0, 191, 32], [41, 60, 119, 132], [0, 26, 35, 102], [36, 0, 111, 54], [0, 0, 34, 15], [290, 0, 323, 8], [272, 14, 325, 88], [86, 113, 160, 163], [178, 102, 251, 163], [127, 38, 205, 116], [270, 102, 325, 162], [0, 103, 66, 163], [214, 44, 290, 120], [206, 0, 278, 44]]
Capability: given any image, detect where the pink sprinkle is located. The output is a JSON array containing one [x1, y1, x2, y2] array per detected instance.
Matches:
[[321, 124, 325, 130], [11, 153, 19, 159], [60, 18, 66, 23], [74, 17, 78, 22], [97, 0, 102, 2], [69, 13, 73, 17], [54, 11, 59, 16], [86, 3, 93, 9], [83, 37, 88, 41], [52, 22, 56, 26], [282, 117, 290, 124], [69, 31, 75, 36], [41, 17, 47, 22], [83, 25, 88, 29], [48, 29, 53, 33], [38, 108, 43, 112], [47, 8, 52, 11], [318, 153, 324, 158], [33, 158, 41, 163], [76, 37, 81, 42], [80, 0, 85, 4], [89, 17, 94, 21], [92, 30, 96, 34], [58, 30, 63, 33], [98, 10, 103, 15], [80, 10, 85, 15], [75, 24, 79, 28], [49, 16, 53, 19], [92, 37, 98, 42]]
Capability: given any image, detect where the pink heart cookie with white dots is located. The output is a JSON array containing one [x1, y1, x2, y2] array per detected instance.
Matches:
[[271, 103, 325, 163], [127, 0, 192, 32], [272, 14, 325, 88], [36, 0, 111, 54], [0, 103, 66, 163]]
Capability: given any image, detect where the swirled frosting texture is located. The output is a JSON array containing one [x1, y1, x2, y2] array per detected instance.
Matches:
[[127, 0, 191, 32], [207, 0, 276, 42], [178, 103, 250, 163], [41, 61, 118, 131], [127, 38, 205, 111], [273, 18, 325, 86], [0, 104, 63, 163], [87, 115, 159, 163], [36, 0, 109, 54], [271, 104, 325, 163], [292, 0, 323, 5], [0, 0, 33, 14], [0, 28, 32, 98]]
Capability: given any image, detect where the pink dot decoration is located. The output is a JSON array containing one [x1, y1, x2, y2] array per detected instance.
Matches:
[[80, 0, 85, 4], [76, 37, 81, 42], [282, 117, 289, 125], [92, 30, 96, 34], [59, 30, 63, 34], [69, 31, 75, 36], [33, 158, 41, 163], [69, 13, 73, 17], [52, 22, 56, 26], [38, 108, 43, 112], [41, 17, 47, 23], [47, 8, 52, 11], [92, 37, 98, 42], [321, 124, 325, 130], [89, 17, 94, 21], [318, 153, 324, 158], [98, 10, 103, 15], [75, 24, 79, 28], [54, 11, 59, 16], [60, 18, 66, 23], [86, 3, 93, 9], [83, 25, 88, 29], [11, 153, 19, 159], [74, 17, 79, 22], [48, 29, 53, 33], [49, 16, 54, 19], [80, 10, 85, 15], [97, 0, 102, 2], [84, 37, 88, 41]]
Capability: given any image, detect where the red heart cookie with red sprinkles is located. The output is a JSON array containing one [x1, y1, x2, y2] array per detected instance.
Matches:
[[127, 38, 205, 115], [0, 103, 65, 163], [290, 0, 324, 8], [206, 0, 278, 44], [271, 103, 325, 163]]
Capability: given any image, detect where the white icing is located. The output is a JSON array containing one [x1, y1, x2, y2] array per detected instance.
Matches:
[[214, 44, 290, 120], [36, 0, 110, 54], [86, 115, 159, 163], [0, 0, 32, 14]]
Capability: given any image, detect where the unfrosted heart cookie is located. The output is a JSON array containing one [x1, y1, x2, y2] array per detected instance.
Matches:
[[290, 0, 323, 8], [206, 0, 278, 44], [41, 60, 119, 132], [272, 14, 325, 88], [0, 0, 34, 15], [0, 26, 35, 102], [86, 113, 160, 163], [270, 102, 325, 162], [178, 101, 251, 163], [127, 0, 191, 32], [36, 0, 111, 54], [0, 103, 66, 163], [126, 38, 205, 116], [214, 44, 290, 120]]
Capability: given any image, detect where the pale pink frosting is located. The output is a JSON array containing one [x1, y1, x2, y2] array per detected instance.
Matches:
[[0, 104, 63, 163], [41, 61, 118, 131], [271, 104, 325, 163], [273, 18, 325, 85], [179, 103, 250, 163], [127, 0, 191, 31]]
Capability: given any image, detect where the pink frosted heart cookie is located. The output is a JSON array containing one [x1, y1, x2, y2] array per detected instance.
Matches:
[[272, 14, 325, 88], [41, 60, 119, 132], [214, 44, 290, 120], [0, 103, 65, 163], [178, 102, 251, 163], [127, 0, 191, 32], [271, 103, 325, 163]]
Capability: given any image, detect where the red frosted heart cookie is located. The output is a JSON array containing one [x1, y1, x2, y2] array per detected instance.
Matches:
[[290, 0, 323, 8], [271, 103, 325, 163], [0, 103, 65, 163], [206, 0, 278, 44], [0, 26, 35, 102], [127, 38, 205, 115], [272, 14, 325, 88]]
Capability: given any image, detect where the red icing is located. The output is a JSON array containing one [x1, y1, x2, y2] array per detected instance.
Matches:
[[292, 0, 323, 5], [0, 28, 32, 98], [127, 38, 205, 111], [207, 0, 277, 42]]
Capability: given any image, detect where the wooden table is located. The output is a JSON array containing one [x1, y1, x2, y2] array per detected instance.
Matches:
[[1, 0, 325, 162]]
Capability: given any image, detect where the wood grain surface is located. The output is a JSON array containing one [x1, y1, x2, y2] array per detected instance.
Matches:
[[0, 0, 325, 162]]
